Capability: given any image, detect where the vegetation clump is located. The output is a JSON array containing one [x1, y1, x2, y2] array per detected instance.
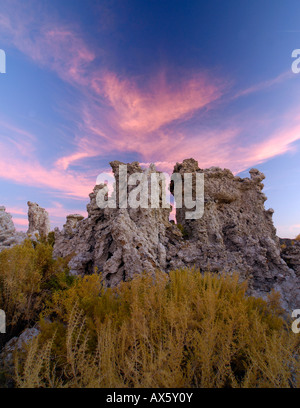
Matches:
[[15, 274, 300, 386], [0, 240, 299, 388], [0, 239, 72, 342]]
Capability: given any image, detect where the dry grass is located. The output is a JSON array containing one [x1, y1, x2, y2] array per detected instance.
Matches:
[[0, 239, 72, 337], [15, 269, 300, 388]]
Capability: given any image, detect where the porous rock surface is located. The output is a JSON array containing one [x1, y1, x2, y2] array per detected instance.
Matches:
[[0, 327, 40, 383], [27, 201, 50, 237], [53, 161, 176, 287], [280, 239, 300, 277], [0, 206, 25, 251], [0, 202, 50, 252], [53, 158, 300, 310]]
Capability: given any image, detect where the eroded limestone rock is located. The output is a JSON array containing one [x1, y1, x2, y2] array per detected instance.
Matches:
[[53, 158, 300, 310], [0, 206, 25, 251], [280, 239, 300, 277], [53, 161, 178, 285], [171, 159, 299, 309], [27, 201, 50, 238], [0, 327, 40, 383], [0, 202, 51, 252]]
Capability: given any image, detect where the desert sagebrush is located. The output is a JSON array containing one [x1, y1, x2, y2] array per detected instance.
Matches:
[[0, 239, 72, 338], [15, 269, 300, 388]]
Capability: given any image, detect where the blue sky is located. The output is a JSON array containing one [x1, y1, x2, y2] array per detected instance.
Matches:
[[0, 0, 300, 237]]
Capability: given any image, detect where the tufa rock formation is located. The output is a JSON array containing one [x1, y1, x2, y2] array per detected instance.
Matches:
[[0, 327, 40, 384], [53, 161, 174, 286], [0, 160, 299, 310], [27, 201, 50, 238], [0, 206, 25, 252], [53, 158, 300, 310], [280, 238, 300, 278], [0, 202, 50, 252]]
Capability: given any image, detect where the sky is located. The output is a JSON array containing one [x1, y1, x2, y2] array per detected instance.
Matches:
[[0, 0, 300, 237]]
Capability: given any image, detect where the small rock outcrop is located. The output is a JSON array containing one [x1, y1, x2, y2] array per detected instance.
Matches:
[[280, 239, 300, 277], [27, 201, 50, 238], [170, 160, 299, 309], [0, 327, 40, 384], [0, 203, 50, 253], [53, 158, 300, 310], [53, 161, 177, 286], [1, 159, 298, 310], [63, 214, 85, 235], [0, 206, 25, 251]]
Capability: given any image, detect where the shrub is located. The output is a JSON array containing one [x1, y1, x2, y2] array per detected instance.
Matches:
[[295, 234, 300, 242], [0, 239, 72, 339], [47, 232, 56, 247], [15, 269, 300, 388]]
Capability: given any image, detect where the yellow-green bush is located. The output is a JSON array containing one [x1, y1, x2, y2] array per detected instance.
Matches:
[[16, 269, 300, 388], [0, 239, 73, 337]]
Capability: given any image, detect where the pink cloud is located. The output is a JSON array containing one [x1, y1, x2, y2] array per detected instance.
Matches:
[[234, 71, 294, 99], [12, 217, 28, 226], [276, 223, 300, 239], [6, 206, 27, 216], [55, 152, 93, 171], [0, 138, 93, 199], [230, 122, 300, 173], [0, 6, 226, 171], [55, 63, 299, 176], [11, 217, 28, 232], [52, 69, 228, 170], [46, 202, 87, 220], [0, 1, 300, 208], [0, 120, 93, 198], [6, 207, 28, 231], [2, 113, 299, 205], [0, 4, 95, 85], [92, 71, 225, 133]]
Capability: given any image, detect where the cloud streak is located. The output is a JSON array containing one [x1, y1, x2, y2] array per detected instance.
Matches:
[[234, 71, 294, 98], [0, 0, 300, 207], [0, 123, 93, 198], [93, 71, 225, 133], [0, 2, 95, 85]]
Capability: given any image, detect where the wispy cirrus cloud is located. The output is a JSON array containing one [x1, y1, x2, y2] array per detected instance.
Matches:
[[0, 0, 300, 205], [234, 71, 294, 98], [92, 71, 225, 133], [0, 1, 95, 85], [0, 123, 93, 198], [59, 69, 228, 167], [11, 217, 28, 229], [228, 121, 300, 174], [0, 2, 230, 185], [46, 202, 86, 219]]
